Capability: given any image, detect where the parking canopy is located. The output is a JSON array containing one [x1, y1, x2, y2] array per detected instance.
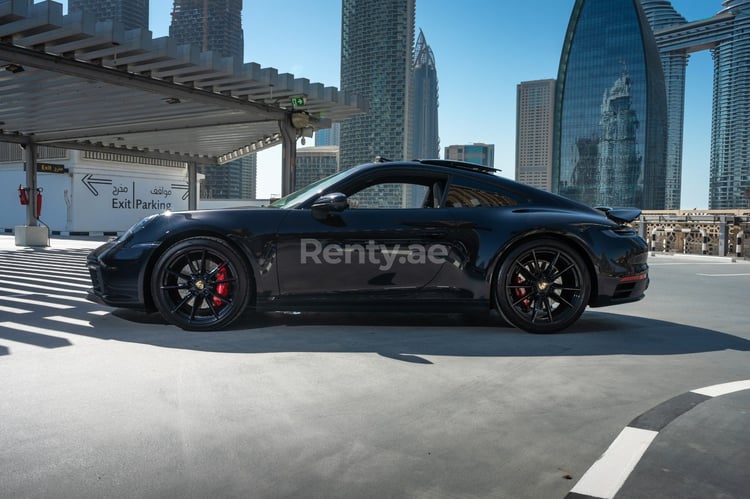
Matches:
[[0, 0, 365, 167]]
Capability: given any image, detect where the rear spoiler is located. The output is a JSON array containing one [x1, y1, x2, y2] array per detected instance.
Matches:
[[594, 206, 641, 225]]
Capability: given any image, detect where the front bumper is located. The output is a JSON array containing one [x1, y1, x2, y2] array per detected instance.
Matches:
[[86, 240, 154, 309]]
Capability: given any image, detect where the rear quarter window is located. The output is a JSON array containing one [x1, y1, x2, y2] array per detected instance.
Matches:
[[444, 177, 522, 208]]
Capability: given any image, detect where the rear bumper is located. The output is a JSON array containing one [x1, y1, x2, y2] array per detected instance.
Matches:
[[590, 272, 649, 307]]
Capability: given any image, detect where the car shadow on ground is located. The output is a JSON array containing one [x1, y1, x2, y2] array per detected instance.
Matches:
[[92, 308, 750, 362]]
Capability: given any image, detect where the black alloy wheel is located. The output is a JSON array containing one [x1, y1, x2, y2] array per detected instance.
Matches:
[[495, 239, 590, 333], [151, 237, 251, 330]]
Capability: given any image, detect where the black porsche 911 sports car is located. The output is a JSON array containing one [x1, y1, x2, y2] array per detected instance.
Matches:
[[86, 158, 649, 333]]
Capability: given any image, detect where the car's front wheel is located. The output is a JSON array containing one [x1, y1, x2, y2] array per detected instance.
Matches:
[[494, 239, 590, 333], [151, 237, 252, 331]]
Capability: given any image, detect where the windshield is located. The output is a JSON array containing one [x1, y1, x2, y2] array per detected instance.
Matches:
[[269, 166, 362, 209]]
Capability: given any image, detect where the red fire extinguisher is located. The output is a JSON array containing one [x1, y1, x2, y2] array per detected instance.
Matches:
[[36, 187, 43, 217], [18, 185, 29, 205]]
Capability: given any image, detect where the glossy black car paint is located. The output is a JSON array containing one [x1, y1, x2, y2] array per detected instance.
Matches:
[[87, 160, 649, 332]]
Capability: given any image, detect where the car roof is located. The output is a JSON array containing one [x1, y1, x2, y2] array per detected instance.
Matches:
[[377, 157, 501, 175], [351, 158, 601, 214]]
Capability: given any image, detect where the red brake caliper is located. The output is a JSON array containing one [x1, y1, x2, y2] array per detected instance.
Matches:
[[213, 265, 229, 307], [513, 274, 530, 309]]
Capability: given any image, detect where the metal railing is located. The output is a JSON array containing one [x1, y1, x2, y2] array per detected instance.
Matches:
[[637, 210, 750, 259]]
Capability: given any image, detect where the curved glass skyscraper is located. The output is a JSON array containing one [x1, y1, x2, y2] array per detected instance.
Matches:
[[554, 0, 667, 209]]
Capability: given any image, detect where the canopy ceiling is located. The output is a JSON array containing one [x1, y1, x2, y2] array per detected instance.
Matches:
[[0, 0, 365, 165]]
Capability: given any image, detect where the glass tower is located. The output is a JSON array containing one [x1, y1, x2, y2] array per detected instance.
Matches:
[[169, 0, 243, 62], [640, 0, 688, 210], [709, 1, 750, 209], [339, 0, 415, 169], [169, 0, 255, 199], [644, 1, 750, 209], [314, 123, 340, 147], [68, 0, 148, 30], [412, 29, 440, 160], [554, 0, 667, 209]]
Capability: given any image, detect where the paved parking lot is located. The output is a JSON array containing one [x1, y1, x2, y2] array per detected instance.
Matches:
[[1, 235, 749, 498]]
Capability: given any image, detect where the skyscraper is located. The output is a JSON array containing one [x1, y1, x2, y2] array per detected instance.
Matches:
[[169, 0, 255, 199], [169, 0, 243, 61], [314, 123, 341, 147], [516, 79, 556, 191], [294, 146, 339, 191], [553, 0, 667, 209], [412, 29, 440, 160], [639, 1, 687, 210], [445, 143, 495, 167], [645, 1, 750, 209], [707, 1, 750, 209], [339, 0, 415, 169], [68, 0, 148, 30]]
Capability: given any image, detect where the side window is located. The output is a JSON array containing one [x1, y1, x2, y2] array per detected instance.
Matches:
[[349, 182, 430, 209], [445, 179, 519, 208]]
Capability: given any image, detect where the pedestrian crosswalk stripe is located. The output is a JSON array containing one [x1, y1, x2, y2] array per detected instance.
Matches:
[[0, 260, 88, 273], [0, 277, 90, 290], [1, 288, 91, 304], [0, 267, 91, 282], [0, 281, 88, 295], [0, 305, 31, 314], [0, 295, 74, 309]]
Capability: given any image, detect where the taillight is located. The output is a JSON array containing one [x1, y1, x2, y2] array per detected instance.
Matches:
[[619, 273, 647, 283]]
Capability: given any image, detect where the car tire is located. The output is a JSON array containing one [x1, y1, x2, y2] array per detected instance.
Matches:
[[151, 236, 252, 331], [494, 238, 590, 333]]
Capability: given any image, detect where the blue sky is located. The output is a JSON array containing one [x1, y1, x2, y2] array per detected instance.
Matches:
[[61, 1, 720, 208]]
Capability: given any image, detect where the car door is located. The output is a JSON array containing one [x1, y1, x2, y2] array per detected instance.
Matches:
[[275, 174, 451, 301]]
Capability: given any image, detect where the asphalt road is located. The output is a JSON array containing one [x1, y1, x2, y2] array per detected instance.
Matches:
[[1, 236, 749, 498]]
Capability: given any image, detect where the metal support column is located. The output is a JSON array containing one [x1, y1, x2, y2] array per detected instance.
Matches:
[[23, 142, 38, 226], [280, 117, 297, 196], [188, 162, 198, 211], [15, 141, 48, 246]]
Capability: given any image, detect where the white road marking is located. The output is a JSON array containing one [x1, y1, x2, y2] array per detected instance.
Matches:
[[570, 379, 750, 498], [1, 287, 90, 303], [0, 267, 91, 282], [0, 278, 90, 291], [570, 427, 658, 499], [695, 273, 750, 277], [0, 305, 31, 314], [0, 296, 74, 309], [691, 380, 750, 397]]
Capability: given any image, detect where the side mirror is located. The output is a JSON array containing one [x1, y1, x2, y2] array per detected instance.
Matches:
[[311, 192, 348, 220]]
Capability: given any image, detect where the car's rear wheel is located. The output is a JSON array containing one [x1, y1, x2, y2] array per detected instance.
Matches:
[[151, 237, 251, 331], [494, 239, 590, 333]]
